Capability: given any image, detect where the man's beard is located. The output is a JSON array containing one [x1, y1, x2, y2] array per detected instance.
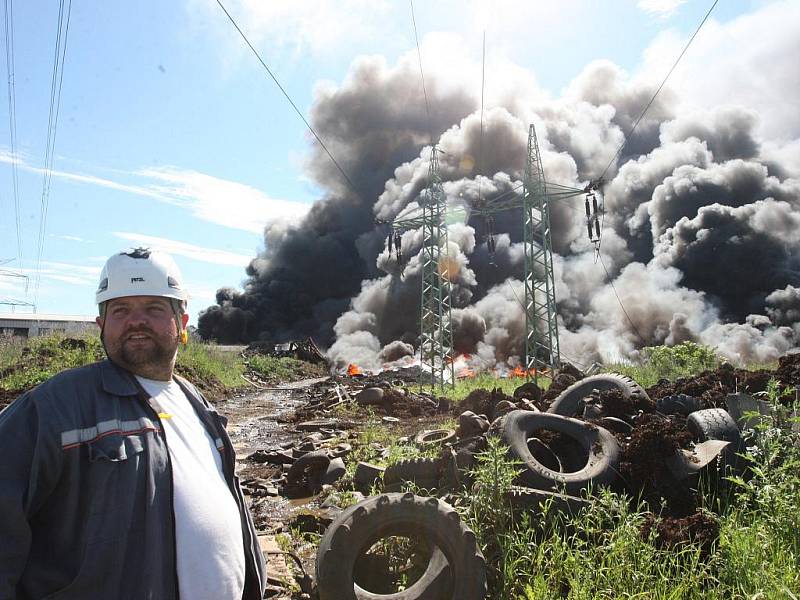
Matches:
[[108, 327, 177, 375]]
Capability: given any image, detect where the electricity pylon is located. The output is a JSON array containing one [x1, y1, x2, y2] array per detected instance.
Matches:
[[386, 146, 455, 387], [384, 127, 595, 386], [523, 124, 560, 380], [417, 146, 455, 387], [0, 260, 34, 312]]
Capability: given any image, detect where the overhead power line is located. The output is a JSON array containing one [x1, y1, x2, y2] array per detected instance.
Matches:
[[3, 0, 22, 267], [214, 0, 361, 200], [33, 0, 72, 310], [598, 253, 647, 347], [409, 0, 432, 146], [477, 30, 485, 203], [597, 0, 719, 182], [594, 0, 717, 254]]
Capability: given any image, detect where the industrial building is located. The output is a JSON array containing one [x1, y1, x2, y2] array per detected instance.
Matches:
[[0, 313, 96, 338]]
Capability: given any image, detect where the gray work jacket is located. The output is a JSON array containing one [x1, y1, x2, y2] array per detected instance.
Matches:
[[0, 359, 266, 600]]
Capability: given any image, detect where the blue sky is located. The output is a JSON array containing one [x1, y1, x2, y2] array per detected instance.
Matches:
[[0, 0, 775, 323]]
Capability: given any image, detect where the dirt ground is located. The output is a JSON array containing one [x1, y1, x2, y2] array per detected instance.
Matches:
[[645, 352, 800, 407]]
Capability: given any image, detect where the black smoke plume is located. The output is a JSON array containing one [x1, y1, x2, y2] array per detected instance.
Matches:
[[200, 23, 800, 370]]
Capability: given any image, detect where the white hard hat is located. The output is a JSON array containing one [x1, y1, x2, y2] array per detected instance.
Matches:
[[96, 247, 188, 305]]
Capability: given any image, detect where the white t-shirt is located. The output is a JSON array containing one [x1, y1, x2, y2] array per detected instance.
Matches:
[[136, 376, 246, 600]]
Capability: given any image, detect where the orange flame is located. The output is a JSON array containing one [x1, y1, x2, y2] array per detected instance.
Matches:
[[511, 365, 526, 378], [347, 363, 363, 376], [457, 368, 476, 379]]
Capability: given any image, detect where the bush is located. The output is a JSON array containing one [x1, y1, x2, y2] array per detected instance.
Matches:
[[0, 333, 104, 391], [605, 342, 720, 388]]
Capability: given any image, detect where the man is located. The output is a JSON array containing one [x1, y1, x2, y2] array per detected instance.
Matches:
[[0, 248, 266, 599]]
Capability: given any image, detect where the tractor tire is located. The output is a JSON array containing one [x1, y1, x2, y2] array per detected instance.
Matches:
[[547, 373, 649, 417], [498, 410, 621, 495], [316, 493, 486, 600]]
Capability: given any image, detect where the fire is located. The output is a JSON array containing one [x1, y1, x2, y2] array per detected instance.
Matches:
[[347, 363, 363, 376], [511, 365, 526, 378], [457, 368, 475, 379]]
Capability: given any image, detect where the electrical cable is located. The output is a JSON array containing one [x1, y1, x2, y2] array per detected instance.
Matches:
[[594, 0, 717, 254], [477, 30, 485, 203], [597, 0, 718, 182], [33, 0, 72, 310], [214, 0, 361, 200], [597, 253, 647, 347], [409, 0, 432, 146], [3, 0, 22, 268]]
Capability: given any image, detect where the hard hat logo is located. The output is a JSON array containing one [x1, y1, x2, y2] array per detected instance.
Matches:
[[131, 277, 145, 282], [124, 247, 152, 259]]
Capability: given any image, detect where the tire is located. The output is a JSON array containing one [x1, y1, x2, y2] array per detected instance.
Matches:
[[323, 458, 347, 485], [686, 408, 744, 475], [414, 429, 456, 447], [316, 493, 486, 600], [656, 394, 701, 416], [527, 437, 562, 472], [498, 410, 621, 495], [286, 450, 330, 484], [547, 373, 649, 417], [383, 458, 441, 492], [596, 416, 634, 435]]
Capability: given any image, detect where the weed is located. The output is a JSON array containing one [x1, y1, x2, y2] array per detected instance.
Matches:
[[605, 341, 720, 388], [0, 333, 104, 391], [247, 354, 327, 384], [176, 341, 244, 388], [437, 373, 551, 403]]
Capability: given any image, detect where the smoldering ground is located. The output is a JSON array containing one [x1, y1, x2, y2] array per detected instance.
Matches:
[[199, 11, 800, 370]]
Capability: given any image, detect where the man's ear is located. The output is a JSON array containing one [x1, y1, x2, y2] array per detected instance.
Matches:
[[95, 316, 103, 329]]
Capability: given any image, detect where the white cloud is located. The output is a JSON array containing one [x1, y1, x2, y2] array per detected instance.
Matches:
[[0, 261, 100, 290], [187, 0, 394, 58], [50, 234, 91, 243], [138, 166, 311, 233], [637, 0, 687, 18], [112, 232, 253, 267], [638, 0, 800, 140], [0, 151, 310, 233]]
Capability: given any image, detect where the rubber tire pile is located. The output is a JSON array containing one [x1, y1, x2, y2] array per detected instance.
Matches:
[[314, 372, 747, 600]]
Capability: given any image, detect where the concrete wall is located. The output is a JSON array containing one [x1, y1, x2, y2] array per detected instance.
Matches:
[[0, 317, 96, 338]]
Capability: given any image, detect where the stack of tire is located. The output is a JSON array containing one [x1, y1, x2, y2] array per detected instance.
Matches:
[[493, 373, 649, 511]]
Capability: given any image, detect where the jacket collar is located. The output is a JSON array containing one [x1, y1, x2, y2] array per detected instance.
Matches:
[[99, 359, 141, 397]]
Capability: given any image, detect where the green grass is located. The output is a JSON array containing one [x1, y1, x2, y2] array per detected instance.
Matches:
[[176, 342, 245, 388], [247, 354, 328, 384], [436, 372, 551, 403], [0, 333, 327, 398], [603, 341, 722, 388], [457, 380, 800, 599], [0, 333, 105, 391], [337, 411, 448, 482]]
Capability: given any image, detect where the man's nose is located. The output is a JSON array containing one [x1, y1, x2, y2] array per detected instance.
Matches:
[[126, 308, 151, 325]]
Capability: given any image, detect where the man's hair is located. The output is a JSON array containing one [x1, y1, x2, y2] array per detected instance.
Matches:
[[98, 298, 187, 318]]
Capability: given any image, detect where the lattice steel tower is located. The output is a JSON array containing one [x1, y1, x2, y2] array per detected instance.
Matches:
[[523, 124, 560, 379], [418, 146, 455, 387]]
